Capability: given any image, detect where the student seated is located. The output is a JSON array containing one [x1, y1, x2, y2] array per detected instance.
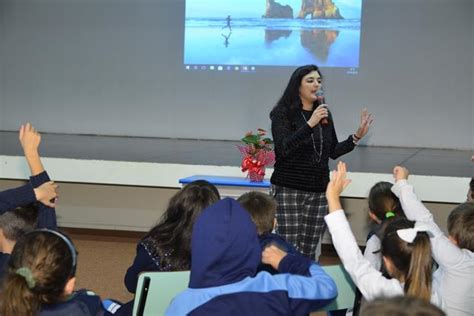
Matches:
[[324, 162, 444, 309], [363, 181, 404, 271], [0, 204, 38, 282], [165, 198, 337, 315], [113, 180, 220, 315], [392, 166, 474, 316], [124, 180, 220, 293], [237, 191, 300, 274], [0, 229, 112, 316], [360, 296, 445, 316]]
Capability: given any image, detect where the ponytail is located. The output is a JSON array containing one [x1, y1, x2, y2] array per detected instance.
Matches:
[[0, 230, 77, 315], [405, 232, 432, 301], [382, 219, 433, 302], [0, 273, 40, 316]]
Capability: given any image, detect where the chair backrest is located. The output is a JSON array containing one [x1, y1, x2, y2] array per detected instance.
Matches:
[[132, 271, 190, 316], [132, 265, 355, 315], [318, 264, 357, 312]]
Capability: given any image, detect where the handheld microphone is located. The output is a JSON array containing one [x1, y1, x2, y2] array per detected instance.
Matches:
[[315, 90, 328, 125]]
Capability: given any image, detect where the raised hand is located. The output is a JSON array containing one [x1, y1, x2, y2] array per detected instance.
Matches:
[[19, 123, 44, 176], [262, 245, 287, 270], [19, 123, 41, 154], [33, 181, 58, 207], [326, 161, 351, 212], [393, 166, 409, 182], [355, 108, 373, 139], [307, 104, 329, 127]]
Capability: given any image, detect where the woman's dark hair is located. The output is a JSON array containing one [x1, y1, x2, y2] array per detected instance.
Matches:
[[368, 181, 403, 222], [270, 64, 321, 118], [0, 230, 77, 316], [382, 218, 432, 302], [142, 180, 220, 270]]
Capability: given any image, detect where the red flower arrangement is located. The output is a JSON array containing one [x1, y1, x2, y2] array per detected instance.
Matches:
[[237, 128, 275, 182]]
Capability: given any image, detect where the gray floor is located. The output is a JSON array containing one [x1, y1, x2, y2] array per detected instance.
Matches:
[[1, 131, 472, 177]]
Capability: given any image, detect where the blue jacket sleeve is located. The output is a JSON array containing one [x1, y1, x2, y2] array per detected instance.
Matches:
[[0, 184, 37, 214], [30, 171, 57, 230], [278, 252, 314, 276], [286, 263, 338, 314], [124, 243, 159, 293]]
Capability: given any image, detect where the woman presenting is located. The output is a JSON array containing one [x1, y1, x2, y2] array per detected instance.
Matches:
[[270, 65, 372, 259]]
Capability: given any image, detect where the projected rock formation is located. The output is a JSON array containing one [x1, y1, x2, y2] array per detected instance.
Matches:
[[297, 0, 344, 19], [300, 29, 339, 61], [263, 0, 293, 18], [265, 29, 292, 44]]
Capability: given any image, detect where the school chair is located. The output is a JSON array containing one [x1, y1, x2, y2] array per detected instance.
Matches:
[[132, 271, 190, 316], [316, 264, 356, 313]]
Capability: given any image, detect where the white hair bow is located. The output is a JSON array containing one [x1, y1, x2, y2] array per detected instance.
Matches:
[[396, 223, 432, 243]]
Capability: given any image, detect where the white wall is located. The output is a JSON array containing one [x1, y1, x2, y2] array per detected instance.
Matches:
[[0, 0, 472, 150]]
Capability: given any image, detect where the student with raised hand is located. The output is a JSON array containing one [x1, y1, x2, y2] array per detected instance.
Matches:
[[392, 166, 474, 316], [0, 123, 58, 216], [324, 162, 444, 308], [165, 198, 337, 316], [0, 229, 112, 316], [19, 122, 58, 229]]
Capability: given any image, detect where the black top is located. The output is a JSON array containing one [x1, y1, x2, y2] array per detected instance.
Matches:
[[270, 106, 355, 192]]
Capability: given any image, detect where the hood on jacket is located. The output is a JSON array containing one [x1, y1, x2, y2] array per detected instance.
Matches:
[[189, 198, 261, 288]]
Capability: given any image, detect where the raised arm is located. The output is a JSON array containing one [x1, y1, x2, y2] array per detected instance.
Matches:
[[19, 123, 58, 229], [325, 162, 403, 300], [391, 166, 465, 267], [391, 166, 441, 234]]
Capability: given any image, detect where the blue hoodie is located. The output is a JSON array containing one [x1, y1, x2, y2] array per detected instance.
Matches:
[[165, 198, 337, 316]]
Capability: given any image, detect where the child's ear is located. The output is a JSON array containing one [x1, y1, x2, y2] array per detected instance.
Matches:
[[63, 277, 76, 296], [448, 235, 459, 246], [368, 211, 381, 224], [382, 256, 394, 277], [273, 218, 277, 230], [0, 229, 5, 247]]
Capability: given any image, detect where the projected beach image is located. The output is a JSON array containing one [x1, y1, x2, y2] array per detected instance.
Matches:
[[184, 0, 362, 68]]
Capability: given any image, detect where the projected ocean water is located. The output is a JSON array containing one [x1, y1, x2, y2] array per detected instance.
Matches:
[[183, 0, 362, 69], [184, 18, 360, 67]]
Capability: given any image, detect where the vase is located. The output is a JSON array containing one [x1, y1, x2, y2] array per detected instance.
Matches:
[[248, 167, 265, 182]]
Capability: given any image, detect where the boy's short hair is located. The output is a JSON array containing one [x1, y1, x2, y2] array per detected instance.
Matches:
[[360, 296, 445, 316], [447, 202, 474, 251], [0, 204, 38, 241], [237, 192, 277, 235]]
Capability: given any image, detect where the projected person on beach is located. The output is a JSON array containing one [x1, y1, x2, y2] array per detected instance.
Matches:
[[222, 15, 232, 31]]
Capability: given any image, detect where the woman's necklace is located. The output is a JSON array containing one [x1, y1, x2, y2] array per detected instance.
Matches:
[[301, 111, 323, 163]]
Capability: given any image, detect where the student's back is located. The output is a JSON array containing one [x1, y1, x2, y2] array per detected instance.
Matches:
[[165, 198, 337, 316], [0, 229, 110, 316]]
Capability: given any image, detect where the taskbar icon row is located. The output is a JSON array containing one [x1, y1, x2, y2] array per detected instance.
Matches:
[[185, 65, 256, 72]]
